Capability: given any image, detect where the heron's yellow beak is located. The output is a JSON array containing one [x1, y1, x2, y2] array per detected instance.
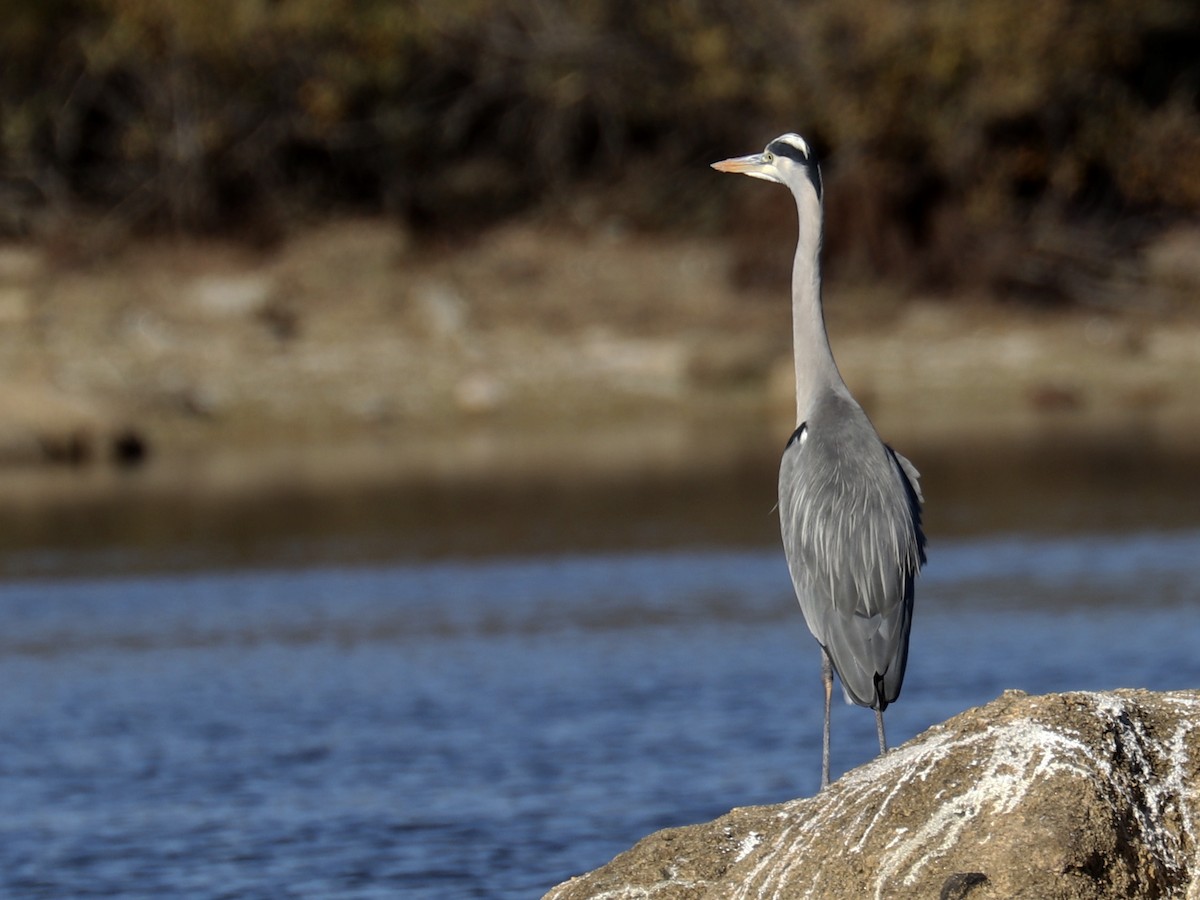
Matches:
[[710, 152, 779, 183], [711, 153, 768, 174]]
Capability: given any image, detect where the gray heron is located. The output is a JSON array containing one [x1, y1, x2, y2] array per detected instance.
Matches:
[[712, 134, 926, 789]]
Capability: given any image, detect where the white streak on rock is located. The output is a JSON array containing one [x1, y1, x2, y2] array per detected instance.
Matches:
[[735, 832, 763, 862]]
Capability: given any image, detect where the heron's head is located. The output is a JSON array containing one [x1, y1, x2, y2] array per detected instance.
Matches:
[[711, 133, 822, 202]]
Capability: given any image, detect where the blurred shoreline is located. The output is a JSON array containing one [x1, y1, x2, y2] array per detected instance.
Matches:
[[0, 217, 1198, 506]]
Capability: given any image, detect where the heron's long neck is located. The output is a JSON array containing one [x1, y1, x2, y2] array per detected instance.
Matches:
[[791, 193, 847, 421]]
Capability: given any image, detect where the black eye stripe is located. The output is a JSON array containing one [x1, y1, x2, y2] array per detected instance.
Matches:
[[767, 140, 810, 163], [767, 139, 823, 202]]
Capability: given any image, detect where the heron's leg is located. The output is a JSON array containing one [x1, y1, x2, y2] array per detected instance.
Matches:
[[820, 651, 833, 790], [875, 708, 888, 754]]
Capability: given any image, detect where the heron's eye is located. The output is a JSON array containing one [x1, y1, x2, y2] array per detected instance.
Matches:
[[764, 152, 775, 163]]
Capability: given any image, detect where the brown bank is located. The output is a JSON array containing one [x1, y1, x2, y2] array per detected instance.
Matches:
[[2, 221, 1200, 483], [545, 689, 1200, 900]]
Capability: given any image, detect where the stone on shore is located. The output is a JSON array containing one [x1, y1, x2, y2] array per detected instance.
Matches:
[[0, 383, 144, 466], [545, 689, 1200, 899]]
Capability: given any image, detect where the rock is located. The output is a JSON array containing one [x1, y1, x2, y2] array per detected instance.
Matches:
[[544, 690, 1200, 900], [186, 274, 273, 318], [454, 372, 507, 414], [1144, 227, 1200, 293], [0, 286, 33, 325], [0, 244, 44, 282], [0, 383, 146, 466], [413, 280, 469, 342], [0, 245, 40, 326]]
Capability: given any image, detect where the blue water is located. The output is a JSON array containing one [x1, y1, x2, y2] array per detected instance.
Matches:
[[1, 527, 1199, 898]]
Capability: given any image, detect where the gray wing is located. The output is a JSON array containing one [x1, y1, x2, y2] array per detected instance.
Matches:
[[778, 397, 925, 710]]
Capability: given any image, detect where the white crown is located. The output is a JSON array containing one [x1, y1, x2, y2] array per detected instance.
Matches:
[[772, 133, 811, 157]]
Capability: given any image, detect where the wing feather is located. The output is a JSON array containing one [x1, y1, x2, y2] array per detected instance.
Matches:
[[778, 398, 925, 710]]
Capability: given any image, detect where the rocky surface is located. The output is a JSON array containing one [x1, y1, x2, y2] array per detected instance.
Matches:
[[545, 689, 1200, 900]]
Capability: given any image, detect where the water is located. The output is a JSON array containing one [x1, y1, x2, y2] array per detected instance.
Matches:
[[0, 452, 1198, 898]]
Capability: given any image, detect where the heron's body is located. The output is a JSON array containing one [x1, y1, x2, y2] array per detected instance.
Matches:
[[713, 134, 925, 789], [779, 393, 922, 709]]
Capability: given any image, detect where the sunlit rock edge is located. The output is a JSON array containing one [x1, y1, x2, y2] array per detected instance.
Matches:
[[544, 689, 1200, 900]]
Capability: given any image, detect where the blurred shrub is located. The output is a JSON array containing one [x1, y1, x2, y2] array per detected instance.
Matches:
[[1, 0, 1197, 290]]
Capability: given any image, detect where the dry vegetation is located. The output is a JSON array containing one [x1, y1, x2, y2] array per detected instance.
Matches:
[[3, 0, 1199, 297]]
